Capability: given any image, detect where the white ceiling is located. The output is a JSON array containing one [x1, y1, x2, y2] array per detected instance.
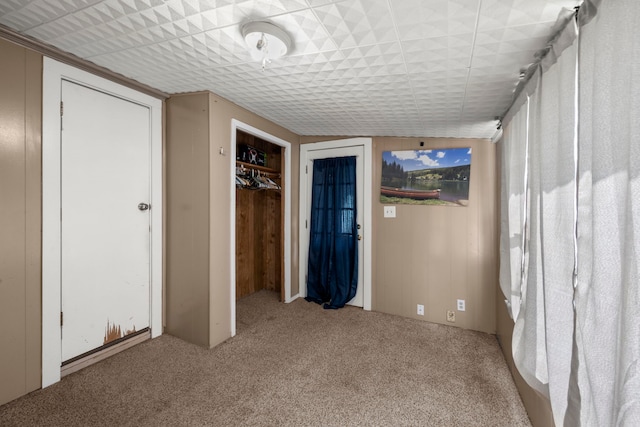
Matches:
[[0, 0, 580, 139]]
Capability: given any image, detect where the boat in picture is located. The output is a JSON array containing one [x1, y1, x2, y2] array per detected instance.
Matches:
[[381, 186, 441, 200]]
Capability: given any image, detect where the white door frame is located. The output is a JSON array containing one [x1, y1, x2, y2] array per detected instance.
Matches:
[[299, 138, 373, 311], [42, 58, 163, 388], [230, 119, 292, 337]]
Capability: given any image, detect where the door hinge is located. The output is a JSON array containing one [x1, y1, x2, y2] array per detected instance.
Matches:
[[305, 220, 308, 229], [60, 311, 63, 326], [306, 165, 308, 174], [60, 101, 63, 117]]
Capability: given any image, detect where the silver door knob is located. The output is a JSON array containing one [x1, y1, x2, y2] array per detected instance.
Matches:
[[138, 203, 150, 211]]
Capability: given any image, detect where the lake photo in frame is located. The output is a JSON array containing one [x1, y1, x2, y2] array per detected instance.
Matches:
[[381, 148, 471, 206]]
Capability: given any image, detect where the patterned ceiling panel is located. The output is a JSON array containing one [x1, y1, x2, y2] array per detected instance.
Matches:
[[0, 0, 581, 138]]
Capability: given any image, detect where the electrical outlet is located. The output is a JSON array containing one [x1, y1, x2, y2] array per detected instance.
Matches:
[[457, 299, 466, 312], [447, 310, 456, 322], [383, 206, 396, 218], [417, 304, 424, 316]]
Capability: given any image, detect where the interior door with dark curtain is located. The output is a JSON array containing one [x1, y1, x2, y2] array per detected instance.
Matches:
[[305, 156, 358, 309]]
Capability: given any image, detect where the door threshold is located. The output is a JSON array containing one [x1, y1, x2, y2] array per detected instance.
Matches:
[[61, 329, 151, 377]]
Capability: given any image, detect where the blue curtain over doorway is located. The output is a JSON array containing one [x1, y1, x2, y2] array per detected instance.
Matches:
[[305, 156, 358, 309]]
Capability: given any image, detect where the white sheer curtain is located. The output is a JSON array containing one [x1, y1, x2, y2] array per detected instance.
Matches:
[[535, 21, 578, 426], [499, 90, 530, 322], [500, 0, 640, 423], [510, 19, 578, 424], [512, 69, 547, 395], [568, 0, 640, 424]]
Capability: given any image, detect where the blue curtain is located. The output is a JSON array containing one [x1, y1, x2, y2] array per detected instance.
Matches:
[[305, 156, 358, 309]]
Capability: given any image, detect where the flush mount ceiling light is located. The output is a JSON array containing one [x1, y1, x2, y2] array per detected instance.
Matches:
[[241, 21, 292, 71]]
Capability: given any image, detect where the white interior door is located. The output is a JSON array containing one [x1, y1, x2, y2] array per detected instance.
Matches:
[[61, 80, 151, 363], [302, 145, 365, 307]]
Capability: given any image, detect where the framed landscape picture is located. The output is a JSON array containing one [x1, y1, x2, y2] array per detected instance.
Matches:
[[381, 148, 472, 206]]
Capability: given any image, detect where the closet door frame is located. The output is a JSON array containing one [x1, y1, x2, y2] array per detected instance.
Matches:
[[230, 119, 292, 337]]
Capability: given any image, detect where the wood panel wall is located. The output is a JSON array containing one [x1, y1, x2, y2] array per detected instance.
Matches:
[[370, 136, 497, 333], [165, 93, 211, 347], [0, 38, 43, 405]]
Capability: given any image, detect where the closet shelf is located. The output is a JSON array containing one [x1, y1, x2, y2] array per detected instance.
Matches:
[[236, 161, 279, 175], [236, 161, 281, 191]]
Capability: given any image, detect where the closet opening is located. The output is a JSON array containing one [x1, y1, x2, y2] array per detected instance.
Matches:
[[235, 128, 284, 303]]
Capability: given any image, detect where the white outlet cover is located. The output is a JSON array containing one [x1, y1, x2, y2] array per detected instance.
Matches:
[[457, 299, 466, 312], [383, 206, 396, 218], [417, 304, 424, 315]]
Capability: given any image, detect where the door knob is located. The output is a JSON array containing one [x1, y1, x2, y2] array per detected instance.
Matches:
[[138, 203, 150, 211]]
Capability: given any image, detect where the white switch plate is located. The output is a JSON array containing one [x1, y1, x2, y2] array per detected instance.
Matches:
[[457, 299, 466, 312], [383, 206, 396, 218]]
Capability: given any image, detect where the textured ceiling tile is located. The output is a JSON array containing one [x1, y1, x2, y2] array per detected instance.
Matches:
[[390, 0, 447, 40], [25, 9, 96, 40], [405, 58, 468, 74], [408, 68, 468, 83], [332, 42, 406, 78], [235, 0, 308, 18], [478, 0, 579, 31], [0, 0, 27, 15], [478, 22, 555, 44], [391, 0, 479, 41], [195, 5, 245, 29], [402, 33, 473, 68], [0, 0, 572, 139], [266, 9, 337, 56], [477, 0, 514, 31], [0, 2, 63, 30], [471, 46, 539, 71], [2, 0, 103, 31], [93, 0, 128, 21], [314, 0, 396, 49]]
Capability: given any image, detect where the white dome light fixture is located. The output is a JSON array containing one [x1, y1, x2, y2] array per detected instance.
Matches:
[[241, 21, 292, 71]]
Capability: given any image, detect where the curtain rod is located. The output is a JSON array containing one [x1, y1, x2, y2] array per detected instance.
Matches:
[[498, 5, 580, 122]]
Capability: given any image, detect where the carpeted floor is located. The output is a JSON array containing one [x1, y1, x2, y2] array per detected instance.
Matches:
[[0, 290, 531, 426]]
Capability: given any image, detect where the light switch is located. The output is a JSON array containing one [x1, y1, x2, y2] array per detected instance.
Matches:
[[383, 206, 396, 218]]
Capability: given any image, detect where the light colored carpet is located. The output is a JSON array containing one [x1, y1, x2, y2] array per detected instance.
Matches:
[[0, 290, 531, 426]]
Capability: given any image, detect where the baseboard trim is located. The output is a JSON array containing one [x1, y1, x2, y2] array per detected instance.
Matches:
[[285, 293, 300, 303], [61, 331, 152, 377]]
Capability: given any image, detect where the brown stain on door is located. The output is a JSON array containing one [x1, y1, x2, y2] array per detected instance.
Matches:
[[104, 320, 136, 345]]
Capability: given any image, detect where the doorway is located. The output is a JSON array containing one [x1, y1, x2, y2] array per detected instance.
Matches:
[[299, 138, 373, 310], [42, 58, 163, 387], [230, 119, 292, 337]]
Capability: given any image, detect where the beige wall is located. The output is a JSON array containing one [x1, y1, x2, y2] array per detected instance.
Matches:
[[166, 92, 299, 348], [373, 137, 497, 333], [302, 136, 498, 333], [165, 93, 212, 346], [0, 38, 42, 405]]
